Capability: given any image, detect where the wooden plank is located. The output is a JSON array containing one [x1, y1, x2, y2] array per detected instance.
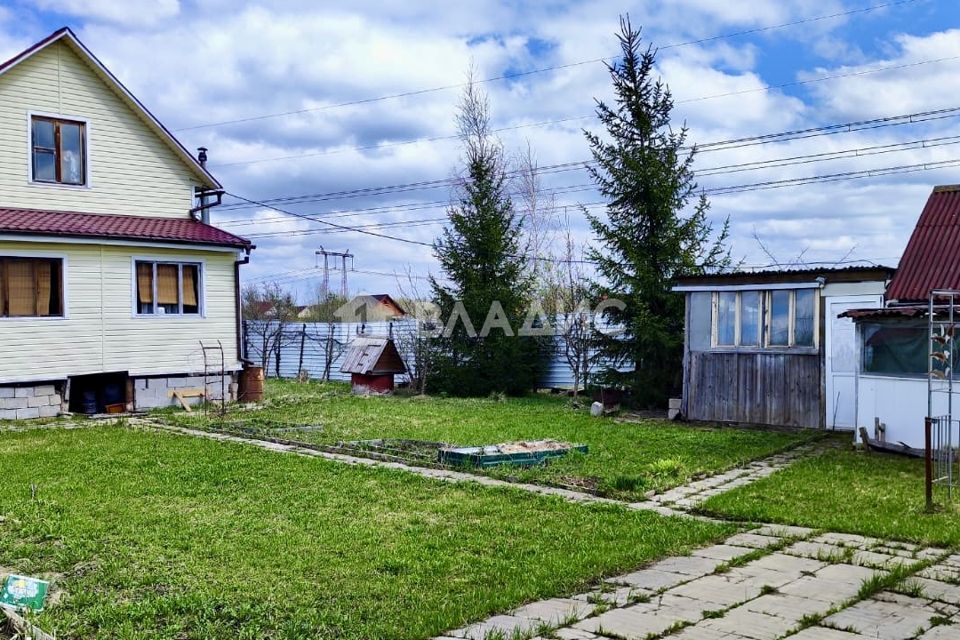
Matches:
[[4, 607, 57, 640]]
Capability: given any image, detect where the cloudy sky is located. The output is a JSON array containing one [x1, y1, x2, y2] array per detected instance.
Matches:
[[1, 0, 958, 300]]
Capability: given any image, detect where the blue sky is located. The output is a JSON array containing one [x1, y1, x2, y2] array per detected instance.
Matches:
[[2, 0, 959, 300]]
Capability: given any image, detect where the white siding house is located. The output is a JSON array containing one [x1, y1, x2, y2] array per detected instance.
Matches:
[[0, 28, 253, 417]]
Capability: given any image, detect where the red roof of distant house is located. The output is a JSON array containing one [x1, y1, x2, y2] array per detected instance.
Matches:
[[370, 293, 406, 313], [886, 185, 960, 303], [0, 207, 252, 249]]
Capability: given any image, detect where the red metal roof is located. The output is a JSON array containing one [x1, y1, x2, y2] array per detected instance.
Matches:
[[886, 185, 960, 302], [0, 207, 252, 249]]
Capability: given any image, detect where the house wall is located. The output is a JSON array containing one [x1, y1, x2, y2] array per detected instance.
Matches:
[[0, 40, 202, 217], [0, 240, 241, 385], [856, 375, 938, 449], [0, 383, 62, 420]]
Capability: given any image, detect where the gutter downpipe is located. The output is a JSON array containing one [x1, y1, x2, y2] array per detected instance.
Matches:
[[235, 248, 252, 366]]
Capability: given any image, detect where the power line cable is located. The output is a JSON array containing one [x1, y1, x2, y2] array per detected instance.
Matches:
[[226, 155, 960, 248], [219, 131, 960, 231], [216, 104, 960, 211], [213, 52, 959, 169]]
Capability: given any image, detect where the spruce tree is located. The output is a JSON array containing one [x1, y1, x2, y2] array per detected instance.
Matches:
[[587, 17, 732, 408], [430, 80, 545, 396]]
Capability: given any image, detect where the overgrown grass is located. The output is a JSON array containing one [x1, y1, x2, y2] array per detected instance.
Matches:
[[0, 426, 735, 639], [700, 447, 960, 546], [159, 379, 821, 500]]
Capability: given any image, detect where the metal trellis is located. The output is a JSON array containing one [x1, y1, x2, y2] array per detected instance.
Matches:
[[926, 290, 960, 506]]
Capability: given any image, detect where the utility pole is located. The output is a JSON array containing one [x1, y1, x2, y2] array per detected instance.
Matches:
[[315, 247, 354, 300], [315, 247, 354, 381]]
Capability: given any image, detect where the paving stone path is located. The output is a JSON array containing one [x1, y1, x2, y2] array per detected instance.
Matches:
[[436, 527, 959, 640], [648, 443, 822, 510], [141, 423, 955, 639]]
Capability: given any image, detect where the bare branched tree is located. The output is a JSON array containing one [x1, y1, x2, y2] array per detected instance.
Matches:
[[515, 141, 557, 287], [554, 215, 594, 403], [394, 267, 440, 394], [242, 282, 300, 376], [305, 284, 349, 382]]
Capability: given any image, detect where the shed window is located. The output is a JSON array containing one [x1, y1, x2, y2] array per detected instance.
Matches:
[[862, 324, 927, 376], [740, 291, 761, 346], [769, 290, 790, 346], [31, 116, 86, 186], [135, 261, 201, 316], [794, 289, 816, 346], [716, 292, 736, 346], [0, 257, 64, 318], [710, 288, 818, 350]]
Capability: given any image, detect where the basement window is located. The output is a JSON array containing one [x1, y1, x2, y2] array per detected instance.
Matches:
[[31, 116, 86, 186], [135, 261, 201, 316], [0, 257, 64, 318]]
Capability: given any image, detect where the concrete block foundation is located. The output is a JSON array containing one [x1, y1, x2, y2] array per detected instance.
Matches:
[[133, 374, 238, 410], [0, 383, 63, 421]]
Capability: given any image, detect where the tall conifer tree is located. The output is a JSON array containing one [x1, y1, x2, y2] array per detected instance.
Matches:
[[430, 79, 545, 395], [587, 17, 732, 407]]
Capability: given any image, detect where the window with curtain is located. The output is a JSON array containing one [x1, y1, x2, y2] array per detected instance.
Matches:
[[135, 261, 202, 316], [31, 116, 86, 186], [0, 257, 63, 318]]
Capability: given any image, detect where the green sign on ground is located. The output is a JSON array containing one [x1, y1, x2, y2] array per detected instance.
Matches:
[[0, 574, 49, 612]]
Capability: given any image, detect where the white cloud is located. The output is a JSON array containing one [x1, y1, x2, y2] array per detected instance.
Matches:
[[34, 0, 180, 27], [3, 0, 953, 293], [802, 29, 960, 119]]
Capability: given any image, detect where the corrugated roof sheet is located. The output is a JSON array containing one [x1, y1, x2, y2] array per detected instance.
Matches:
[[840, 306, 927, 320], [340, 337, 406, 375], [674, 264, 895, 287], [0, 207, 252, 248], [886, 185, 960, 302]]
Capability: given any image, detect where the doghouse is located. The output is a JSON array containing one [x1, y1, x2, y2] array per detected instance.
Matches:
[[340, 337, 407, 394]]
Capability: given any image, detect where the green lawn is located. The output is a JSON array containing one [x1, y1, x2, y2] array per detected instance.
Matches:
[[700, 447, 960, 546], [0, 425, 735, 639], [160, 380, 821, 500]]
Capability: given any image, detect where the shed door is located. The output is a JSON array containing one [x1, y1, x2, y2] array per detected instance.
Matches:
[[825, 294, 882, 429]]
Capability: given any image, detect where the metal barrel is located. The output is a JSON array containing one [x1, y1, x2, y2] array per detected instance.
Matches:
[[238, 366, 264, 403]]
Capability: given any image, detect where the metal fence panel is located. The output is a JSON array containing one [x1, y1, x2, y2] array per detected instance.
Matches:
[[244, 318, 626, 389]]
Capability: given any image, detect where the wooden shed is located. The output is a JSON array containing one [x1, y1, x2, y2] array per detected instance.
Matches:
[[340, 337, 407, 394], [673, 266, 894, 429]]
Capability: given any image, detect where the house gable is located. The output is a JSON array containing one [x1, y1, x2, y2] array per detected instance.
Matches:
[[0, 29, 217, 218]]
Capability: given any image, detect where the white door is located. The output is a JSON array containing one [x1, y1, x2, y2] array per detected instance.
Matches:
[[825, 294, 882, 429]]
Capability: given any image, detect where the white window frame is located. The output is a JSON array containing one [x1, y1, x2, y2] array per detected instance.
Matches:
[[131, 257, 205, 319], [0, 250, 69, 321], [26, 111, 92, 189], [711, 288, 818, 351], [765, 289, 818, 349]]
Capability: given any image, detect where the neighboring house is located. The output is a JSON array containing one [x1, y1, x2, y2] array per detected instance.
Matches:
[[0, 28, 252, 417], [335, 293, 407, 322], [843, 185, 960, 448], [673, 266, 894, 429]]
